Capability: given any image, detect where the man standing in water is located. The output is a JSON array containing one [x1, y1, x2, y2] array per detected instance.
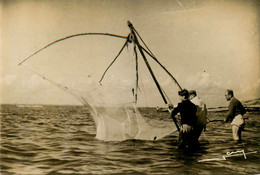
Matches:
[[189, 90, 207, 143], [224, 89, 246, 142], [169, 89, 197, 149]]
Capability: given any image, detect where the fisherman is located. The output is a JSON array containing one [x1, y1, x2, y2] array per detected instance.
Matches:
[[168, 89, 197, 149], [224, 89, 246, 142], [189, 90, 207, 143]]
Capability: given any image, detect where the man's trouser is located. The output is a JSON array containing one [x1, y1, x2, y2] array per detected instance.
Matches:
[[178, 124, 193, 148], [231, 114, 245, 141]]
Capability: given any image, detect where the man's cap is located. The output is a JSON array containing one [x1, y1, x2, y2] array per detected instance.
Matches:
[[189, 90, 197, 96]]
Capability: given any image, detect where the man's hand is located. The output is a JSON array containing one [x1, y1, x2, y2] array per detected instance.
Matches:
[[168, 104, 173, 113], [182, 124, 191, 133]]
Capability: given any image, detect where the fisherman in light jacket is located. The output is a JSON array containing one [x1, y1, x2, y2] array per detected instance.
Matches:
[[189, 90, 207, 143]]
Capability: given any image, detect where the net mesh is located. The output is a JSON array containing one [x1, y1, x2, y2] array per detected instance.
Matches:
[[73, 85, 177, 141], [21, 35, 178, 141], [87, 100, 176, 141]]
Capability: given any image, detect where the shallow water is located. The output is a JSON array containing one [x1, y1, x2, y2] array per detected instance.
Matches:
[[1, 104, 259, 175]]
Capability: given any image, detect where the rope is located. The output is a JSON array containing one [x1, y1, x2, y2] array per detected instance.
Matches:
[[18, 33, 128, 66], [20, 64, 81, 100], [133, 28, 156, 58], [132, 27, 182, 91], [207, 117, 249, 123], [140, 46, 182, 90], [137, 68, 148, 106], [161, 88, 173, 106], [207, 118, 224, 123]]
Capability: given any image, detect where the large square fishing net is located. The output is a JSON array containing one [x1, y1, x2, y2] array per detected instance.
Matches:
[[19, 31, 179, 141]]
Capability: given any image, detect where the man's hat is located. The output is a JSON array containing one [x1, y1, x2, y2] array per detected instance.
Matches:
[[189, 90, 197, 96]]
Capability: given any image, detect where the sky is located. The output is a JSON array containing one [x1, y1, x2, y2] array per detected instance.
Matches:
[[1, 0, 259, 107]]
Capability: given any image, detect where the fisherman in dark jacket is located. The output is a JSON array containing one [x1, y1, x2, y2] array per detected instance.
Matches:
[[169, 89, 197, 149], [224, 89, 246, 142]]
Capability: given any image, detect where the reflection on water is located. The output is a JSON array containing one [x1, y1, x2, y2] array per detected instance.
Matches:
[[1, 105, 259, 174]]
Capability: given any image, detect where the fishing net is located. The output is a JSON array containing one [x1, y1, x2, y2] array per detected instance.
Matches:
[[81, 99, 176, 141], [20, 33, 179, 141]]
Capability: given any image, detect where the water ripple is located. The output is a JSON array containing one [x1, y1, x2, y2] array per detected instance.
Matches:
[[1, 105, 260, 174]]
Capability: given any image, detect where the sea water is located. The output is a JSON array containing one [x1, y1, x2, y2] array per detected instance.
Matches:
[[1, 105, 259, 175]]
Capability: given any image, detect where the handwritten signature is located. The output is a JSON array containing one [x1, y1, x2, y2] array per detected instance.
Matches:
[[198, 150, 257, 162]]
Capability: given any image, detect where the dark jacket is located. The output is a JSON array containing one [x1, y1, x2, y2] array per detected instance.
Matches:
[[171, 100, 197, 126], [226, 97, 246, 122]]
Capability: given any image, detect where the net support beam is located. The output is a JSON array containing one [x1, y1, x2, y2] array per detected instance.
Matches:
[[127, 21, 168, 104], [128, 21, 181, 132]]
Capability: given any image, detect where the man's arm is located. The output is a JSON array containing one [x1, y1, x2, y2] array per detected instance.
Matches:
[[204, 103, 207, 115], [169, 105, 180, 131], [225, 100, 235, 122]]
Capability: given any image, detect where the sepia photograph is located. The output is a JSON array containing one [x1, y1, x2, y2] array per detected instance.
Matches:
[[1, 0, 259, 174]]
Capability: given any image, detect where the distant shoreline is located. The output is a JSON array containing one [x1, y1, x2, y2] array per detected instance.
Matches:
[[1, 104, 259, 113], [1, 98, 259, 109]]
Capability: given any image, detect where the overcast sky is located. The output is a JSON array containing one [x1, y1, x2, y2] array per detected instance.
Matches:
[[1, 0, 259, 107]]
